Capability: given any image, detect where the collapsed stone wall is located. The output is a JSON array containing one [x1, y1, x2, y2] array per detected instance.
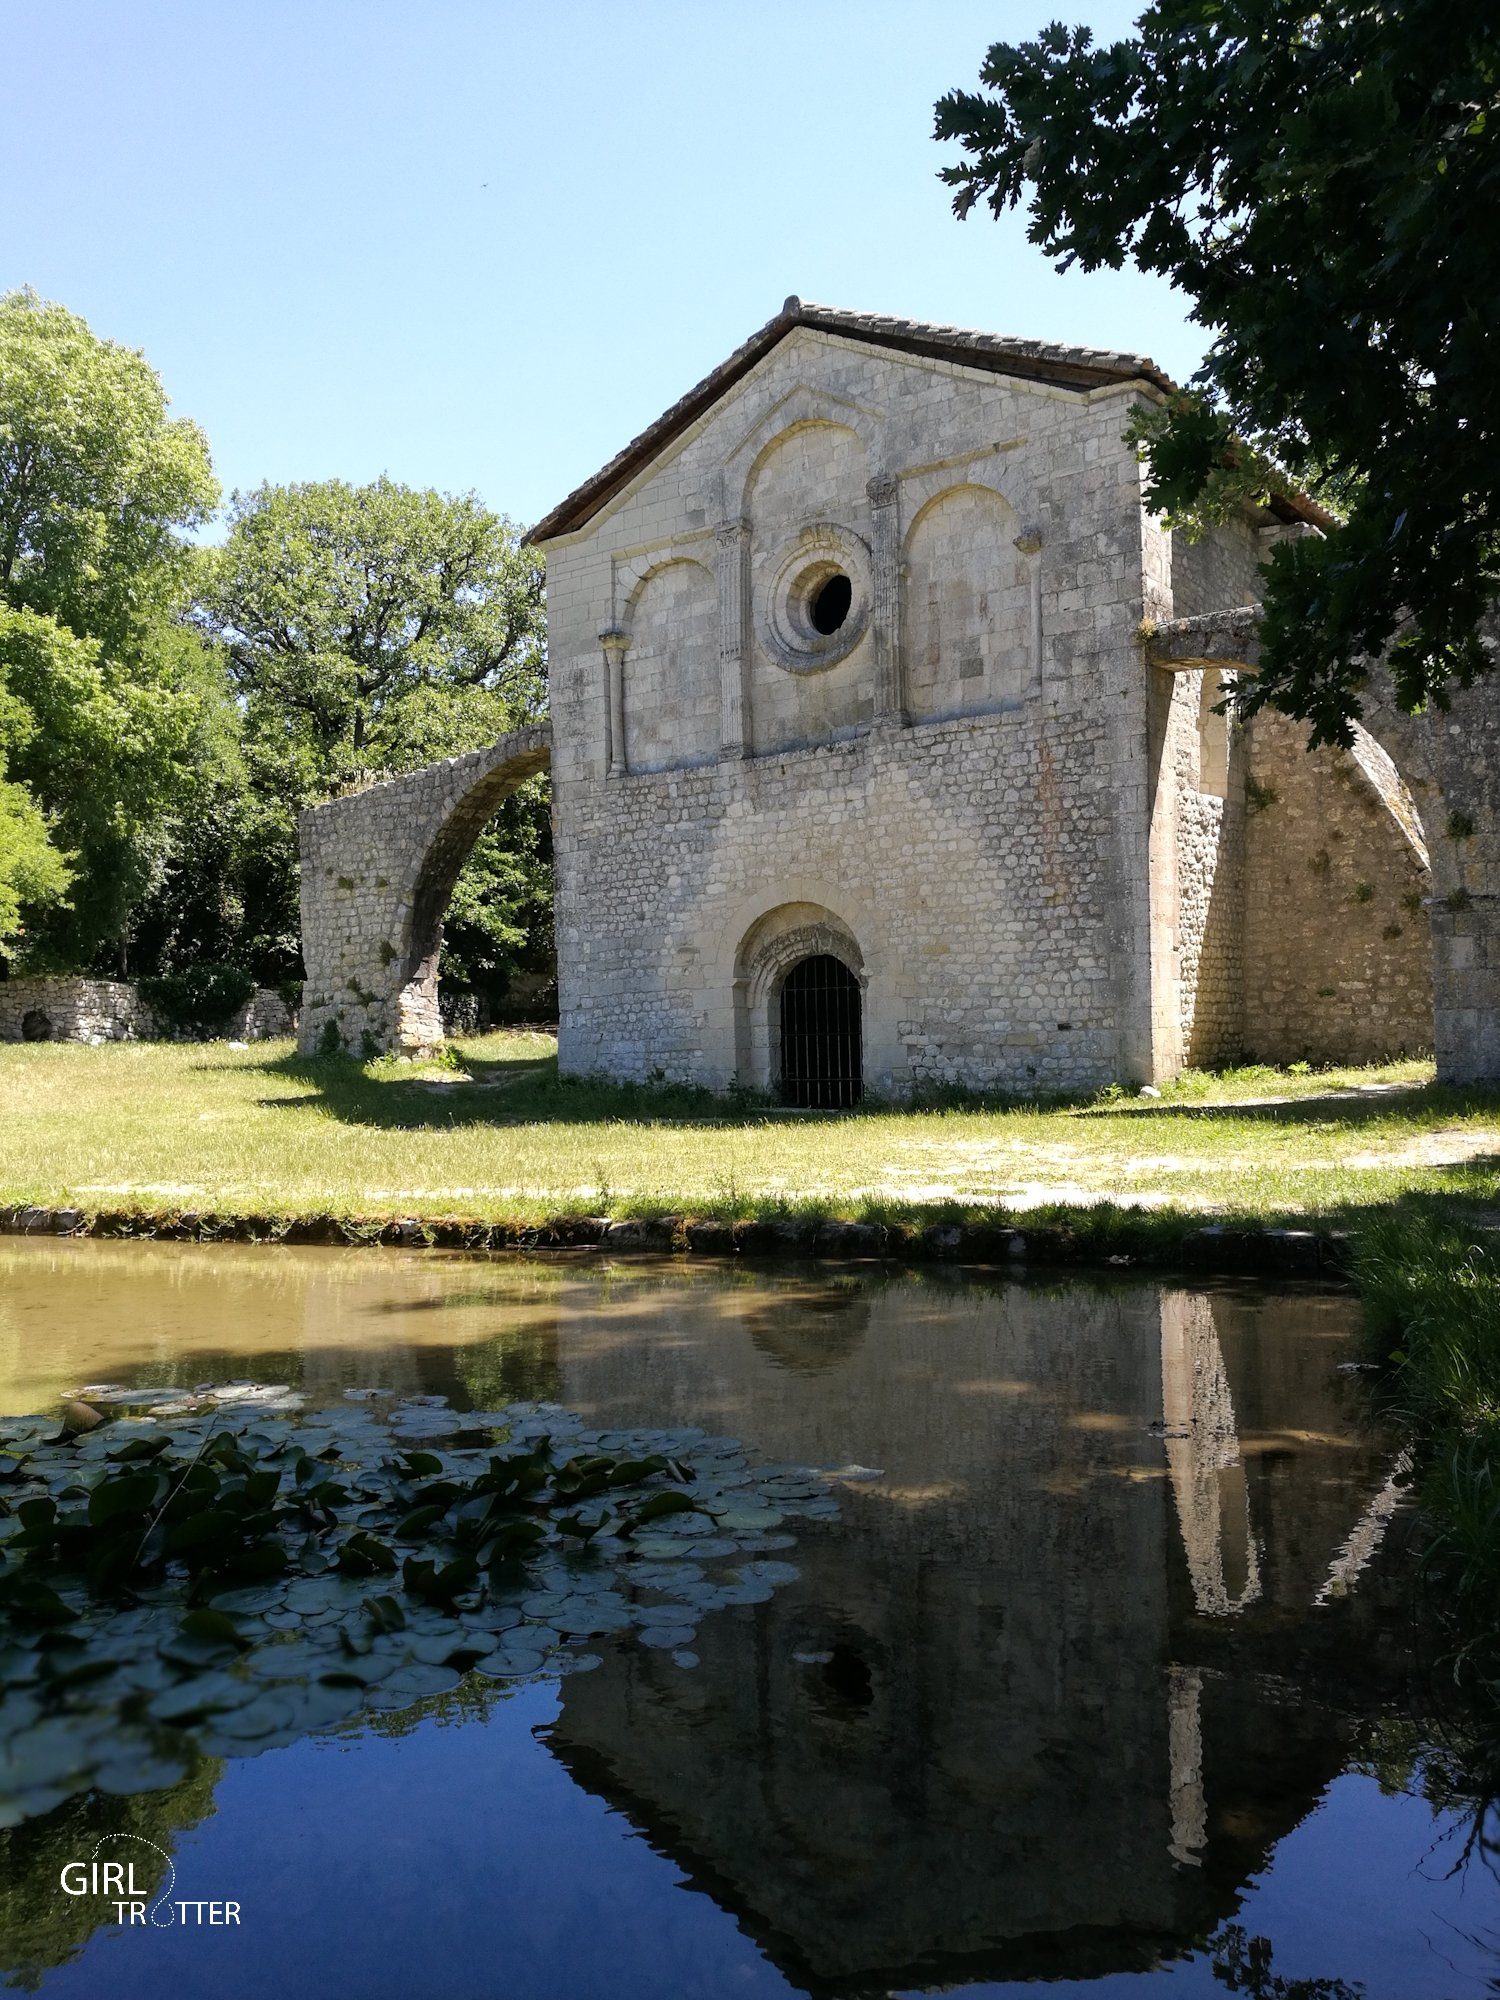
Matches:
[[1158, 516, 1450, 1074], [1241, 710, 1433, 1064], [0, 979, 150, 1044], [0, 978, 297, 1045], [297, 728, 551, 1057]]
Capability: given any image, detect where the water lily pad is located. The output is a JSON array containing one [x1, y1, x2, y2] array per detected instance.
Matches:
[[637, 1626, 696, 1650], [382, 1661, 462, 1700], [209, 1691, 299, 1740], [147, 1671, 250, 1723], [0, 1383, 835, 1825]]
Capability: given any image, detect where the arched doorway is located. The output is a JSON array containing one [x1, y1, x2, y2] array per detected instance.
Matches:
[[779, 954, 862, 1108]]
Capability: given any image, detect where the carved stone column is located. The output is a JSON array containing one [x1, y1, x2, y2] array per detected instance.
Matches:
[[1014, 526, 1044, 696], [715, 519, 751, 758], [867, 474, 904, 723], [598, 626, 629, 778]]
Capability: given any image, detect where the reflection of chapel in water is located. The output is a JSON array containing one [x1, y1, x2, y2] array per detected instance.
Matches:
[[531, 1274, 1403, 1992]]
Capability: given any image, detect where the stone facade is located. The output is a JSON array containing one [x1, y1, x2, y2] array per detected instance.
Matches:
[[540, 309, 1174, 1095], [298, 301, 1498, 1087], [0, 978, 296, 1045]]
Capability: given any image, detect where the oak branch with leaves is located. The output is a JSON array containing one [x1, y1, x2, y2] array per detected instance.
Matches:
[[936, 2, 1499, 745]]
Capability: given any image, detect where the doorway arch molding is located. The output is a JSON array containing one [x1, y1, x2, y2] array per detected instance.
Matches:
[[730, 898, 871, 1095]]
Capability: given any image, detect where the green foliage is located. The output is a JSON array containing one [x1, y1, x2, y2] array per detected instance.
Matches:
[[199, 478, 545, 757], [1356, 1213, 1500, 1673], [0, 293, 552, 993], [140, 962, 255, 1034], [195, 479, 551, 997], [0, 1758, 220, 1985], [0, 290, 216, 647], [0, 604, 237, 971], [0, 776, 70, 948], [936, 5, 1500, 745], [0, 290, 228, 970]]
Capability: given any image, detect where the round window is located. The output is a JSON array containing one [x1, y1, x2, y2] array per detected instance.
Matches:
[[809, 571, 852, 635], [759, 529, 871, 672]]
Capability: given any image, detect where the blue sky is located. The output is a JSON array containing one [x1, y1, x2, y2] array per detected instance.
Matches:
[[1, 0, 1193, 529]]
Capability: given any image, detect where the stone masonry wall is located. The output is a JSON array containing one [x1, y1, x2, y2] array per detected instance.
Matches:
[[0, 978, 296, 1044], [1241, 710, 1433, 1064], [298, 728, 551, 1056], [1177, 791, 1244, 1067], [0, 979, 151, 1044], [541, 326, 1164, 1096], [554, 710, 1119, 1095]]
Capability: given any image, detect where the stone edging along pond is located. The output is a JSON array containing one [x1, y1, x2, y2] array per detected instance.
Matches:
[[0, 1202, 1354, 1280]]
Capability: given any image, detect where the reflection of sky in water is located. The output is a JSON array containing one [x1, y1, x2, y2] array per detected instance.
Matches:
[[26, 1700, 1491, 2000], [0, 1238, 1496, 1999]]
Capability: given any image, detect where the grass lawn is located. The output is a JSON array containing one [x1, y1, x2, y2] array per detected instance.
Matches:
[[0, 1031, 1496, 1233]]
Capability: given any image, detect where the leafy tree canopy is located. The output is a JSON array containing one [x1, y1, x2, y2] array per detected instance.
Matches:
[[194, 480, 550, 999], [200, 478, 545, 760], [0, 290, 226, 969], [935, 3, 1500, 744], [0, 289, 216, 650]]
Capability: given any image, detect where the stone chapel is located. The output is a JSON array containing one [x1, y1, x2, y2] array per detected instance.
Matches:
[[298, 299, 1499, 1095]]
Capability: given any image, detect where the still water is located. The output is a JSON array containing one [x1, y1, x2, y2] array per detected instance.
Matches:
[[0, 1237, 1493, 2000]]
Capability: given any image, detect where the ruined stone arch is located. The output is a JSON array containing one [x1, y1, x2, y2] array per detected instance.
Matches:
[[297, 723, 551, 1056], [1149, 607, 1500, 1082]]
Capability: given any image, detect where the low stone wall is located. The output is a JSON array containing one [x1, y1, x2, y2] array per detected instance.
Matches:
[[231, 988, 299, 1041], [0, 978, 298, 1045], [0, 979, 151, 1045]]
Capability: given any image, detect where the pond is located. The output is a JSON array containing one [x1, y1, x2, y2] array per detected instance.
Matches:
[[0, 1238, 1494, 2000]]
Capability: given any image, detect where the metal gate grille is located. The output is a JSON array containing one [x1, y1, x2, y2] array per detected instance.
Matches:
[[779, 954, 862, 1109]]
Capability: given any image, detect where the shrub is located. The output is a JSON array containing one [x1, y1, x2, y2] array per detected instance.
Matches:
[[140, 962, 256, 1036]]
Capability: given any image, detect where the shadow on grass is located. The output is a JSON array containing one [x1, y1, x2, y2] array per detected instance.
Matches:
[[1078, 1081, 1500, 1131], [248, 1047, 783, 1132], [242, 1045, 1500, 1144]]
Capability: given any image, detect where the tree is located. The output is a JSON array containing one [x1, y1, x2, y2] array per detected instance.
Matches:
[[198, 479, 550, 1002], [201, 479, 545, 760], [0, 290, 226, 968], [935, 4, 1500, 745], [0, 645, 70, 946]]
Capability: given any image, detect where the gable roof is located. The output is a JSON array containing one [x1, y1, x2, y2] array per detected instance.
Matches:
[[525, 297, 1332, 544]]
